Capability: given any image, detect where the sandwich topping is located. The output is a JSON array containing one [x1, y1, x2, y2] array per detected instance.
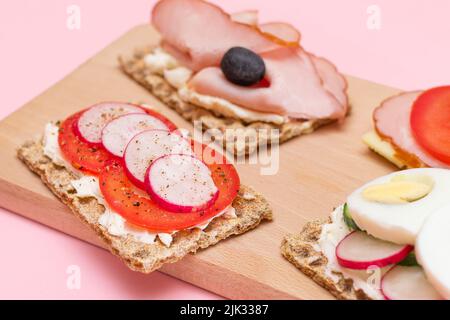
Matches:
[[319, 169, 450, 300], [144, 46, 287, 124], [368, 86, 450, 169], [147, 0, 348, 124], [43, 102, 241, 246], [220, 47, 266, 87]]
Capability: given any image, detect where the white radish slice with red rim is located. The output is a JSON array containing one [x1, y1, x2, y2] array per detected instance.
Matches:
[[145, 154, 218, 213], [381, 266, 442, 300], [101, 113, 169, 157], [76, 102, 145, 144], [124, 130, 193, 190], [336, 231, 413, 270]]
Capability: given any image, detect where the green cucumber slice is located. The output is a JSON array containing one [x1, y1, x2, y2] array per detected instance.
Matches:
[[398, 252, 420, 267], [343, 203, 361, 231]]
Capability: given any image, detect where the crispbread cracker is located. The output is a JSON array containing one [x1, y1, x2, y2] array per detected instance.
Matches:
[[119, 46, 333, 154], [281, 220, 371, 300], [18, 139, 272, 273]]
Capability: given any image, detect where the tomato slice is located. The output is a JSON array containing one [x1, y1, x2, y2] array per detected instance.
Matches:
[[58, 107, 177, 175], [58, 112, 114, 175], [99, 143, 240, 233], [410, 86, 450, 165]]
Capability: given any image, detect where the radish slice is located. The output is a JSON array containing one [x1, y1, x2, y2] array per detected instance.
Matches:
[[381, 266, 442, 300], [259, 22, 301, 45], [230, 10, 258, 26], [76, 102, 145, 144], [101, 113, 169, 157], [124, 130, 193, 189], [336, 231, 413, 270], [145, 154, 219, 213]]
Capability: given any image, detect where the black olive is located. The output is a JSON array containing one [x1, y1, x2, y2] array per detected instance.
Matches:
[[220, 47, 266, 86]]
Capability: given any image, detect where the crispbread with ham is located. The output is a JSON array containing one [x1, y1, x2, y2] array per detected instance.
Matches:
[[189, 48, 346, 120], [120, 47, 333, 155], [120, 0, 349, 154], [364, 90, 450, 169]]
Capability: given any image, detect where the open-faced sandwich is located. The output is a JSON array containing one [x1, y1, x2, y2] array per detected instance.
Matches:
[[363, 86, 450, 169], [282, 168, 450, 300], [120, 0, 349, 154], [18, 102, 272, 273]]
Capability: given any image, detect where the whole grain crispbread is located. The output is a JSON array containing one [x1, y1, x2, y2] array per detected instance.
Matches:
[[119, 46, 333, 155], [281, 220, 372, 300], [18, 139, 272, 273]]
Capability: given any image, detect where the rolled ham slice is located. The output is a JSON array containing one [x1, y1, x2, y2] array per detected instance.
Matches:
[[152, 0, 279, 71], [188, 47, 346, 120], [374, 92, 450, 168], [310, 54, 348, 112]]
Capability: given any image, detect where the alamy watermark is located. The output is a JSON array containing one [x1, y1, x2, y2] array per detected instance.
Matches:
[[66, 5, 81, 30], [367, 5, 382, 30], [66, 264, 81, 290]]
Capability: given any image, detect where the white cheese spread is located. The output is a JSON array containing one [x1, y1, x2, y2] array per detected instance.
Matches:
[[318, 206, 386, 300], [144, 47, 179, 75], [164, 67, 193, 89], [43, 123, 81, 177], [43, 123, 237, 247], [178, 86, 287, 125]]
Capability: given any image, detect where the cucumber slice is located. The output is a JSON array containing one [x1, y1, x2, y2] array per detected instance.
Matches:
[[343, 203, 361, 231], [398, 252, 420, 267]]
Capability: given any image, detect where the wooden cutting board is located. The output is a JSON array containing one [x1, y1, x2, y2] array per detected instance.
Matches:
[[0, 25, 402, 299]]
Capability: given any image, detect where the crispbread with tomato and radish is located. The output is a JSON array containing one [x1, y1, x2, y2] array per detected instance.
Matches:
[[282, 168, 450, 300], [363, 86, 450, 169], [18, 102, 272, 273], [120, 0, 349, 154]]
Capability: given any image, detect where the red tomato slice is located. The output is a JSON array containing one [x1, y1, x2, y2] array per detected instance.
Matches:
[[410, 86, 450, 165], [58, 112, 114, 175], [58, 107, 177, 175], [99, 143, 240, 233]]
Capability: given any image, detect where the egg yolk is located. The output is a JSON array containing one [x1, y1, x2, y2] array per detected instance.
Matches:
[[362, 174, 434, 204]]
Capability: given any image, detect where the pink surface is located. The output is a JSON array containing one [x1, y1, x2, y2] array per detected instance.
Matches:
[[1, 0, 450, 299]]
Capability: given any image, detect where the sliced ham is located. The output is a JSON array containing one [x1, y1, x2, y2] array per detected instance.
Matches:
[[310, 54, 348, 113], [260, 22, 301, 46], [188, 47, 346, 120], [374, 91, 450, 168], [230, 10, 258, 26], [230, 11, 301, 45], [152, 0, 279, 71]]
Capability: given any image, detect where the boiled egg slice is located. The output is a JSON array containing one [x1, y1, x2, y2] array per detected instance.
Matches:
[[416, 203, 450, 299], [347, 168, 450, 245]]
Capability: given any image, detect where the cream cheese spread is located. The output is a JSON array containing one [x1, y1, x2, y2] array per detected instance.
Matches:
[[318, 206, 386, 300]]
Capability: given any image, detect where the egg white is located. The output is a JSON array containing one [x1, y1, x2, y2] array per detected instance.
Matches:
[[416, 203, 450, 299], [347, 168, 450, 245]]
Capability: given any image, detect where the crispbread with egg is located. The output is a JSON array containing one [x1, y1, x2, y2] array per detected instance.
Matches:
[[119, 46, 332, 155], [281, 220, 372, 300], [18, 138, 272, 273]]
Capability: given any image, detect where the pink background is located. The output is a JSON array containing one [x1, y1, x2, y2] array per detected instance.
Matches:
[[1, 0, 450, 299]]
